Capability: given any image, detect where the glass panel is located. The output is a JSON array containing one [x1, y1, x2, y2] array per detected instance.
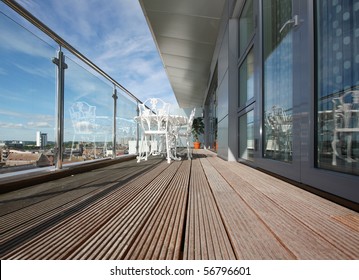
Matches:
[[239, 48, 254, 107], [316, 0, 359, 175], [239, 110, 254, 161], [239, 0, 254, 56], [117, 90, 137, 155], [208, 90, 217, 150], [263, 0, 293, 162], [205, 68, 218, 151], [64, 56, 113, 163], [0, 11, 56, 173]]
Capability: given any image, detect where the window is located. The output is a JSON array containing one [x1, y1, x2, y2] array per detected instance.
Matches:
[[262, 0, 293, 162], [239, 0, 254, 57], [239, 48, 254, 107], [238, 0, 255, 161], [239, 110, 254, 161], [316, 0, 359, 175]]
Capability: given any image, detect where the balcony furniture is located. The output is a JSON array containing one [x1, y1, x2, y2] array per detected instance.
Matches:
[[165, 114, 190, 160], [265, 105, 292, 160], [69, 101, 111, 159], [69, 101, 99, 159], [136, 98, 171, 163], [331, 90, 359, 165], [171, 108, 196, 160]]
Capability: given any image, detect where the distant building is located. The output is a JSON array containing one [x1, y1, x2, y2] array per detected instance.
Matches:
[[44, 151, 55, 166], [4, 140, 23, 150], [1, 147, 9, 162], [36, 131, 48, 149], [6, 152, 51, 167]]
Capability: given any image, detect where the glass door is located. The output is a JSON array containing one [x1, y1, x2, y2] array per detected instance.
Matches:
[[259, 0, 301, 180], [316, 0, 359, 176], [238, 0, 256, 162]]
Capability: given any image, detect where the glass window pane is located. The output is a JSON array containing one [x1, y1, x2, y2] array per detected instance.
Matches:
[[239, 110, 254, 161], [239, 0, 254, 56], [263, 0, 293, 162], [316, 0, 359, 175], [239, 48, 254, 107]]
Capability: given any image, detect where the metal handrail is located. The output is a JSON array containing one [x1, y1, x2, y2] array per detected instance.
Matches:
[[1, 0, 142, 104]]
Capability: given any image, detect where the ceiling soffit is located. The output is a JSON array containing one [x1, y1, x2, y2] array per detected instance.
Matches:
[[140, 0, 226, 108]]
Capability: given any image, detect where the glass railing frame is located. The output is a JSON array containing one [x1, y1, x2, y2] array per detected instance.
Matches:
[[1, 0, 142, 170]]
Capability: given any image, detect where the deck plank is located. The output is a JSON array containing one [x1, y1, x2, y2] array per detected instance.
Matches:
[[0, 158, 160, 247], [125, 160, 190, 260], [0, 158, 169, 259], [0, 150, 358, 260], [66, 161, 181, 260], [183, 158, 236, 260], [207, 157, 359, 259], [201, 157, 295, 259]]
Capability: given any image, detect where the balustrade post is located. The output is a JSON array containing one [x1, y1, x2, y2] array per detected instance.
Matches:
[[52, 47, 67, 169], [112, 87, 118, 159], [136, 101, 140, 155]]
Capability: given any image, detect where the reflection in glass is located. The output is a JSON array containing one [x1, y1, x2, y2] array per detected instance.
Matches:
[[205, 67, 218, 151], [239, 0, 254, 56], [239, 48, 254, 107], [239, 110, 254, 161], [316, 0, 359, 175], [263, 0, 293, 162], [64, 56, 113, 162], [208, 89, 217, 150], [0, 6, 140, 174], [117, 91, 137, 155]]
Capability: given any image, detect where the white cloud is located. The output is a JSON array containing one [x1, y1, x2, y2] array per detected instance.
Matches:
[[14, 63, 54, 79], [27, 121, 52, 128], [0, 121, 25, 129], [13, 0, 176, 105], [0, 109, 24, 118], [0, 19, 55, 58], [1, 0, 179, 141]]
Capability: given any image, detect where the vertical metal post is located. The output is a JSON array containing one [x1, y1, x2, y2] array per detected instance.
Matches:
[[136, 101, 140, 154], [52, 47, 67, 169], [112, 87, 118, 159]]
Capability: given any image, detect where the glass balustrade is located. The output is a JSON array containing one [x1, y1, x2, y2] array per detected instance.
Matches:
[[63, 55, 114, 163], [117, 90, 138, 156], [0, 5, 140, 174], [0, 10, 56, 173]]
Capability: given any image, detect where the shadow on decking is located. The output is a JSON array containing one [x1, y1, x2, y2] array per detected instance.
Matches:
[[0, 150, 358, 260]]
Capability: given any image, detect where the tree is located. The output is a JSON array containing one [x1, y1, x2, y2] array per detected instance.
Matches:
[[192, 117, 204, 142]]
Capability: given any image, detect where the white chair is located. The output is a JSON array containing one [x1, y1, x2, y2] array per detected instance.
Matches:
[[331, 90, 359, 165], [137, 98, 171, 163], [265, 105, 292, 160], [174, 108, 196, 160], [69, 101, 99, 159]]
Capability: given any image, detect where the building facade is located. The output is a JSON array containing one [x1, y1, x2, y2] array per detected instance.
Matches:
[[208, 0, 358, 205], [36, 131, 48, 149], [141, 0, 359, 206]]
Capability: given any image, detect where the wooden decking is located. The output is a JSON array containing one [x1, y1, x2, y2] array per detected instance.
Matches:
[[0, 150, 358, 260]]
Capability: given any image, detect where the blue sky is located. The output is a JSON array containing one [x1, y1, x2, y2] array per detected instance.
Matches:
[[0, 0, 177, 142]]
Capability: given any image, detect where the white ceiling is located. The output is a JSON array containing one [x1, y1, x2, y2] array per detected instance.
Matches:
[[139, 0, 226, 108]]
